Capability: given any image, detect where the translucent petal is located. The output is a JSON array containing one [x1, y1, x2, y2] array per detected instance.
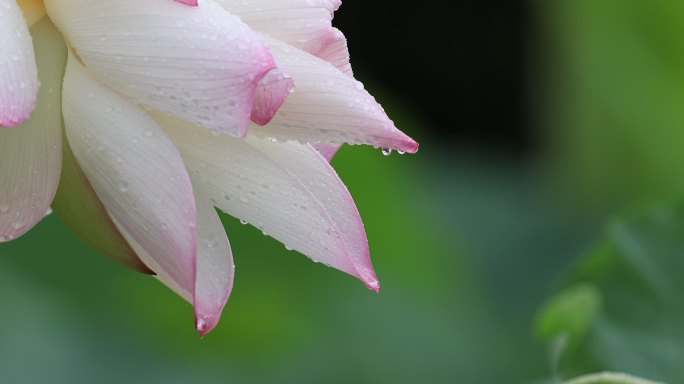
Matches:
[[0, 18, 64, 241], [62, 54, 197, 298]]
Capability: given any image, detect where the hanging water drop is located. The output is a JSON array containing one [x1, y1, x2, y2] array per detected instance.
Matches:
[[381, 147, 392, 156]]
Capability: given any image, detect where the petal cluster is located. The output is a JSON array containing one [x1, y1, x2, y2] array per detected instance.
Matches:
[[0, 0, 417, 335]]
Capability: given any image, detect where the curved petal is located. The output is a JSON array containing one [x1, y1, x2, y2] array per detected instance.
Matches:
[[314, 28, 352, 76], [312, 143, 342, 163], [174, 0, 197, 5], [247, 137, 378, 291], [216, 0, 352, 74], [113, 187, 235, 336], [252, 38, 419, 153], [62, 54, 197, 298], [0, 0, 39, 127], [45, 0, 287, 136], [52, 123, 153, 275], [251, 67, 294, 125], [192, 186, 234, 336], [158, 114, 379, 290], [0, 18, 64, 242], [17, 0, 46, 27]]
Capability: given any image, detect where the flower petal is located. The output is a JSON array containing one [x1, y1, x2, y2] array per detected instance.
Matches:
[[246, 136, 378, 291], [0, 0, 39, 127], [44, 0, 286, 136], [158, 114, 379, 290], [252, 38, 419, 153], [251, 67, 294, 125], [314, 28, 352, 76], [0, 18, 64, 242], [17, 0, 46, 27], [62, 54, 197, 298], [312, 143, 342, 162], [217, 0, 352, 74], [192, 187, 234, 336], [52, 121, 153, 275], [174, 0, 197, 6]]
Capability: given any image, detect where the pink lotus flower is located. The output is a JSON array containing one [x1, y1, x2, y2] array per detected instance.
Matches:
[[0, 0, 418, 335]]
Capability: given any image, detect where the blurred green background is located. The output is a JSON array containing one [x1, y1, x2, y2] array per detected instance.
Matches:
[[4, 1, 684, 383]]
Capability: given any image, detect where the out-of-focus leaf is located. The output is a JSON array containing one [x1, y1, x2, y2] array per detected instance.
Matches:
[[537, 201, 684, 382], [539, 0, 684, 210], [564, 372, 665, 384], [535, 283, 602, 344]]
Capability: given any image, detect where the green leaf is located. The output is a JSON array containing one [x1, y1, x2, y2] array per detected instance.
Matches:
[[537, 201, 684, 381], [535, 283, 602, 344], [540, 0, 684, 210]]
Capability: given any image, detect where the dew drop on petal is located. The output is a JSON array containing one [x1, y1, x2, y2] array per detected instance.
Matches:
[[381, 147, 392, 156]]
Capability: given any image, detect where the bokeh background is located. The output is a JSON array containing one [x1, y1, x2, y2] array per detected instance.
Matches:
[[3, 1, 684, 382]]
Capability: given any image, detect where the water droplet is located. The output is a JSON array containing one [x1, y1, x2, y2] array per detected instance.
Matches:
[[239, 219, 248, 225], [381, 148, 392, 156]]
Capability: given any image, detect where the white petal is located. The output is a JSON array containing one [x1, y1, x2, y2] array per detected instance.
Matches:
[[44, 0, 286, 136], [312, 143, 342, 162], [0, 0, 39, 127], [246, 136, 378, 291], [61, 54, 197, 298], [17, 0, 47, 26], [314, 28, 352, 76], [193, 186, 234, 336], [158, 114, 379, 290], [252, 39, 419, 153], [0, 18, 65, 241], [216, 0, 351, 74]]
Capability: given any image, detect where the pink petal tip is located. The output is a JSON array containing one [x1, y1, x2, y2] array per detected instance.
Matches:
[[174, 0, 198, 6], [1, 114, 31, 128], [251, 68, 295, 126], [196, 313, 219, 337]]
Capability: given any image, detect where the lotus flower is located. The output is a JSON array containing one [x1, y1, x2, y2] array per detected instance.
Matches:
[[0, 0, 418, 335]]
